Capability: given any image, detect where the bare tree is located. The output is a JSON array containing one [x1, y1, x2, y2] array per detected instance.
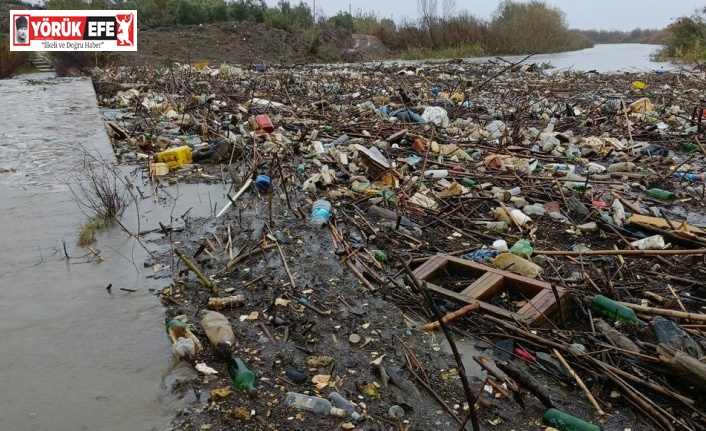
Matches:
[[441, 0, 456, 47], [418, 0, 438, 47]]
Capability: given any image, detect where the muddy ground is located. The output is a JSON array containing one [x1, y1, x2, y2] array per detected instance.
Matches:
[[114, 22, 388, 67], [147, 175, 619, 431]]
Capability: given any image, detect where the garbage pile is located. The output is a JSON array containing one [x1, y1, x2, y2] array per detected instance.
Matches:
[[93, 59, 706, 431]]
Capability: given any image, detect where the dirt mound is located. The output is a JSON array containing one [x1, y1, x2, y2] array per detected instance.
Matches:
[[115, 22, 385, 66]]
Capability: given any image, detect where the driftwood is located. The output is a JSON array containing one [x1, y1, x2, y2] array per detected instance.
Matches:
[[618, 302, 706, 322], [496, 359, 556, 409], [415, 302, 480, 331], [594, 318, 640, 353], [657, 344, 706, 388], [219, 243, 277, 274]]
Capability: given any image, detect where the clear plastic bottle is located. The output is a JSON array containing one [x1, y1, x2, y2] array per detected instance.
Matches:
[[200, 311, 235, 351], [283, 392, 347, 417], [309, 199, 331, 228]]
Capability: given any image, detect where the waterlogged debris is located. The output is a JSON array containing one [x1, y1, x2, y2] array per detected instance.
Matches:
[[92, 57, 706, 431], [492, 253, 542, 278]]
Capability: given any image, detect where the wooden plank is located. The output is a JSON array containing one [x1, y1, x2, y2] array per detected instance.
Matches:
[[461, 272, 505, 299], [444, 255, 552, 291], [411, 253, 565, 326], [518, 288, 567, 322], [422, 281, 529, 323], [413, 255, 448, 281]]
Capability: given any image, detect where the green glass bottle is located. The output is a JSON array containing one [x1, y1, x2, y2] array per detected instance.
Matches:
[[227, 357, 258, 394], [591, 295, 645, 325], [460, 178, 476, 188], [543, 408, 603, 431], [680, 141, 700, 153], [646, 188, 676, 200]]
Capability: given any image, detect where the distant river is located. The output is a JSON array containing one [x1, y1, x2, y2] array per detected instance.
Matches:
[[473, 43, 674, 73]]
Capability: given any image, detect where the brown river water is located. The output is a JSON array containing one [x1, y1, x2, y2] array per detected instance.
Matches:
[[0, 74, 230, 431]]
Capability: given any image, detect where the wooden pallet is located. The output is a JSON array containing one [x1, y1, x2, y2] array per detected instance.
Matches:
[[410, 254, 568, 326]]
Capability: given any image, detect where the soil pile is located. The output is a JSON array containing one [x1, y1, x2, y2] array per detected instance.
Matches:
[[115, 22, 379, 66]]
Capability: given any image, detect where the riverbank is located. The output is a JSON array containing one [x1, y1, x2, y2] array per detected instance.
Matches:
[[88, 58, 706, 431]]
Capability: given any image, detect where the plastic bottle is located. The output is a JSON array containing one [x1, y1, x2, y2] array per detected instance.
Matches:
[[309, 199, 332, 228], [328, 134, 350, 147], [542, 408, 604, 431], [329, 392, 363, 422], [171, 337, 196, 362], [606, 162, 636, 173], [674, 172, 703, 181], [166, 316, 202, 361], [460, 178, 476, 188], [255, 114, 274, 133], [591, 295, 645, 325], [227, 356, 258, 394], [611, 199, 625, 226], [423, 169, 449, 178], [283, 392, 347, 417], [646, 188, 676, 200], [200, 311, 235, 351], [254, 174, 271, 193]]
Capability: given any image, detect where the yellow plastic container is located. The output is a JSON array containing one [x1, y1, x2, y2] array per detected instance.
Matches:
[[156, 146, 192, 168]]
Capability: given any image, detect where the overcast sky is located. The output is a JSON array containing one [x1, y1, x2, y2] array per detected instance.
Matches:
[[270, 0, 705, 31]]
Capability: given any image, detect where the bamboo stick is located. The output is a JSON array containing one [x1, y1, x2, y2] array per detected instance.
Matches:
[[534, 248, 706, 256], [416, 302, 480, 331], [553, 349, 604, 416], [174, 248, 218, 296], [617, 301, 706, 322]]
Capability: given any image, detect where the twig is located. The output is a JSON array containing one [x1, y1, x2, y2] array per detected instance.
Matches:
[[553, 349, 604, 416], [266, 224, 296, 289]]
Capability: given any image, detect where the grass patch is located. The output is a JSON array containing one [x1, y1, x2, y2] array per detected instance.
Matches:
[[396, 44, 485, 60], [17, 64, 42, 75], [77, 215, 112, 246]]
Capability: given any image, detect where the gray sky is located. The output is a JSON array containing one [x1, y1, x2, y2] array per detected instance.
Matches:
[[271, 0, 705, 30]]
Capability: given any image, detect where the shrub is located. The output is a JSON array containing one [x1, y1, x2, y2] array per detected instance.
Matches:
[[656, 16, 706, 61], [0, 36, 30, 79], [51, 51, 117, 77], [487, 0, 591, 55]]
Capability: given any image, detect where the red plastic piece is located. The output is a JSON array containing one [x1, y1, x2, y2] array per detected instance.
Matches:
[[514, 347, 536, 361], [255, 114, 275, 133]]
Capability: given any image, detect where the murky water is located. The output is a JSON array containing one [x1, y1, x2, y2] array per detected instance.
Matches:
[[492, 43, 674, 73], [385, 43, 673, 74], [0, 73, 230, 431]]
